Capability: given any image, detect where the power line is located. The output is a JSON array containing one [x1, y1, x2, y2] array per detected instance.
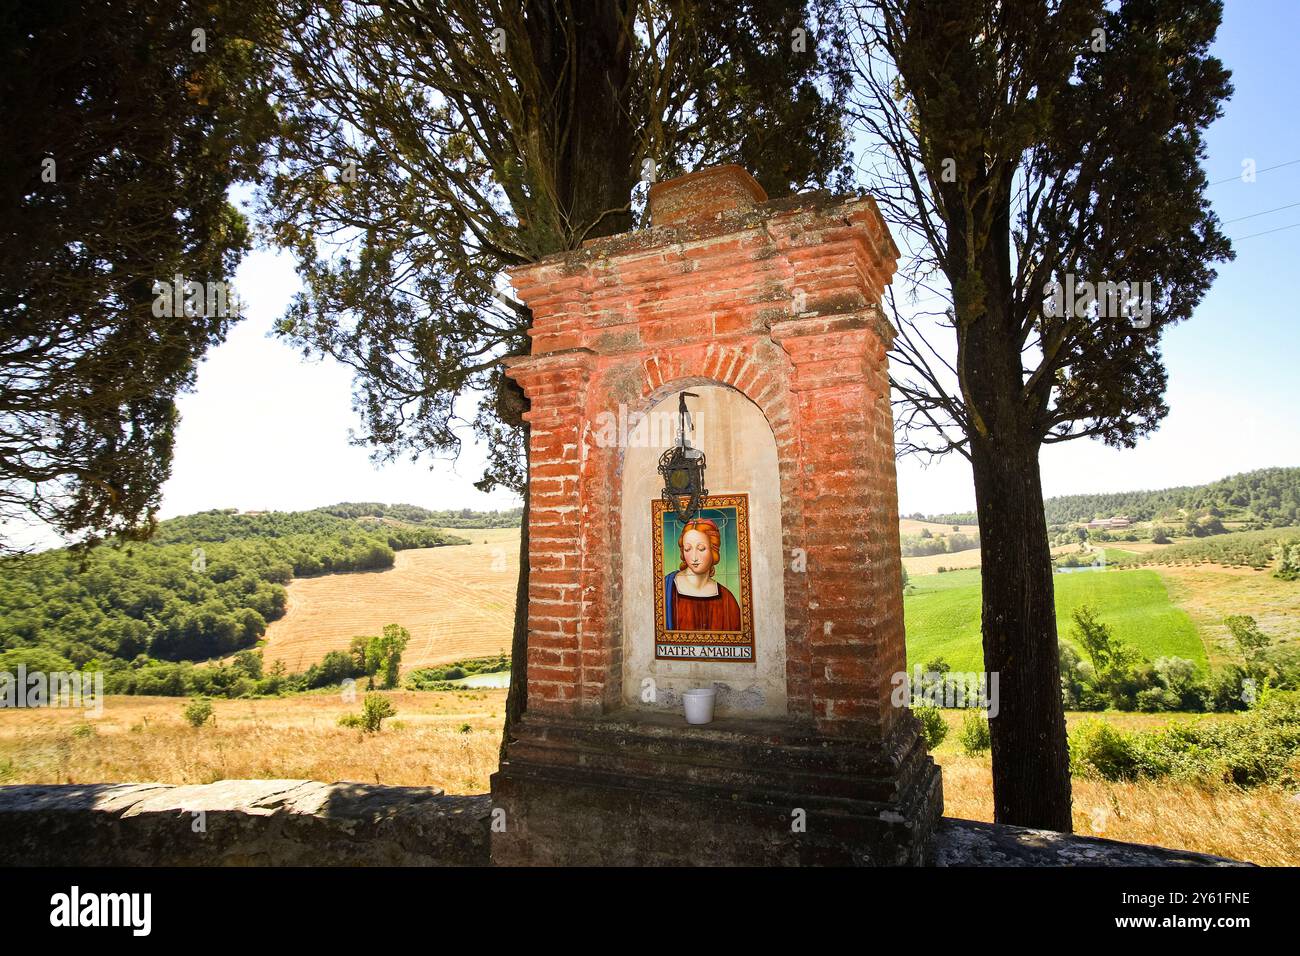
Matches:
[[1231, 221, 1300, 242], [1209, 158, 1300, 187], [1221, 200, 1300, 224]]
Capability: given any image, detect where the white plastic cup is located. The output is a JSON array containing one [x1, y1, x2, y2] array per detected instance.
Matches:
[[683, 687, 717, 725]]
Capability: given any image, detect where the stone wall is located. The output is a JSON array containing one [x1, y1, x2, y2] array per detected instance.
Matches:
[[0, 782, 1247, 866], [0, 780, 490, 866]]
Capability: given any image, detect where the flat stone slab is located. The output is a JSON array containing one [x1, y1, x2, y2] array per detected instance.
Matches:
[[934, 818, 1250, 867], [0, 781, 491, 867]]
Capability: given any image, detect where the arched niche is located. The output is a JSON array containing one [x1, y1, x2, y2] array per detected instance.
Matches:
[[619, 383, 787, 717]]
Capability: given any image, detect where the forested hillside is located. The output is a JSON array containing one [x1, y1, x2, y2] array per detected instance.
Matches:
[[317, 502, 522, 528], [924, 467, 1300, 527], [0, 509, 466, 665], [1041, 468, 1300, 525]]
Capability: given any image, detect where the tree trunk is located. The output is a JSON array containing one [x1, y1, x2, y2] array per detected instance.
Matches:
[[500, 428, 530, 761], [498, 1, 632, 759], [970, 437, 1073, 831]]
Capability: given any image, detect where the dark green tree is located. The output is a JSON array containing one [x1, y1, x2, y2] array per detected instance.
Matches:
[[848, 0, 1233, 828], [0, 0, 279, 551], [260, 0, 854, 749]]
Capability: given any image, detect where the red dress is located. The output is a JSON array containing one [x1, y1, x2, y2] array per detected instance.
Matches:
[[670, 580, 742, 631]]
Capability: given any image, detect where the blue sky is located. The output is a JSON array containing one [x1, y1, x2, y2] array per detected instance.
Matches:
[[157, 0, 1299, 523]]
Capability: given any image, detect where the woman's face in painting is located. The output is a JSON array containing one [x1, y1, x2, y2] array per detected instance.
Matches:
[[680, 529, 715, 576]]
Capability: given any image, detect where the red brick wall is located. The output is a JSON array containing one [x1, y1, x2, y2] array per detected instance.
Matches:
[[506, 167, 904, 738]]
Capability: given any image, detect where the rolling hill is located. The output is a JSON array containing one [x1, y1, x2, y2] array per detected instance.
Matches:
[[0, 506, 476, 667], [258, 527, 519, 674]]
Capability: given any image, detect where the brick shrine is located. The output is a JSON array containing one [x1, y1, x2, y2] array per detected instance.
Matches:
[[489, 165, 943, 865]]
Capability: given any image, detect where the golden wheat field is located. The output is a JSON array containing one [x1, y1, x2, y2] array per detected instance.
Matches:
[[2, 694, 1296, 864], [257, 527, 519, 675], [898, 518, 980, 538], [903, 547, 984, 575]]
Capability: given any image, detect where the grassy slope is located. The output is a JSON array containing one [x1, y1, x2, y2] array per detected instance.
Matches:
[[1157, 564, 1300, 668], [904, 567, 1206, 671]]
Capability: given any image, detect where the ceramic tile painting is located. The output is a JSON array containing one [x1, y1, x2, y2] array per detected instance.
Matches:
[[652, 494, 754, 661]]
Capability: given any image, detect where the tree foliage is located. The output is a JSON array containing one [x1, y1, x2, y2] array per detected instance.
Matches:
[[260, 0, 853, 488], [0, 0, 279, 550], [317, 502, 522, 527], [850, 0, 1233, 461]]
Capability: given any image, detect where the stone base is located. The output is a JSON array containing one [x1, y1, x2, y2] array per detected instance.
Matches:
[[490, 710, 943, 866]]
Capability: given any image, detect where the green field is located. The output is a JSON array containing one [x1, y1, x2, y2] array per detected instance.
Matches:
[[904, 567, 1206, 672]]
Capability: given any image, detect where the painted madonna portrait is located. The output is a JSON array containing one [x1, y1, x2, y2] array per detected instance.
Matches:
[[653, 494, 754, 662]]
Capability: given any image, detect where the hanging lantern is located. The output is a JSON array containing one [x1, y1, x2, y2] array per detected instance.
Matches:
[[658, 391, 707, 522]]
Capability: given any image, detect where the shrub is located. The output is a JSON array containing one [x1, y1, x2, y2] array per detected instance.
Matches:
[[304, 650, 360, 689], [913, 704, 948, 749], [1204, 665, 1251, 712], [1135, 686, 1181, 712], [182, 698, 213, 727], [1069, 719, 1139, 780], [1277, 542, 1300, 580], [0, 647, 76, 675], [1261, 645, 1300, 690], [1072, 696, 1300, 789], [959, 711, 991, 755], [339, 693, 396, 733], [405, 655, 511, 689], [1153, 656, 1204, 710]]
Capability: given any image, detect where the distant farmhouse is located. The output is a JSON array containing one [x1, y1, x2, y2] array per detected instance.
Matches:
[[1086, 515, 1131, 530]]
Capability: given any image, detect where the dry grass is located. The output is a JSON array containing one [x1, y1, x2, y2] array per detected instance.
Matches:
[[899, 519, 982, 575], [258, 527, 520, 675], [0, 691, 507, 795], [938, 754, 1300, 866], [1101, 539, 1177, 554], [930, 709, 1300, 865], [4, 693, 1295, 864]]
